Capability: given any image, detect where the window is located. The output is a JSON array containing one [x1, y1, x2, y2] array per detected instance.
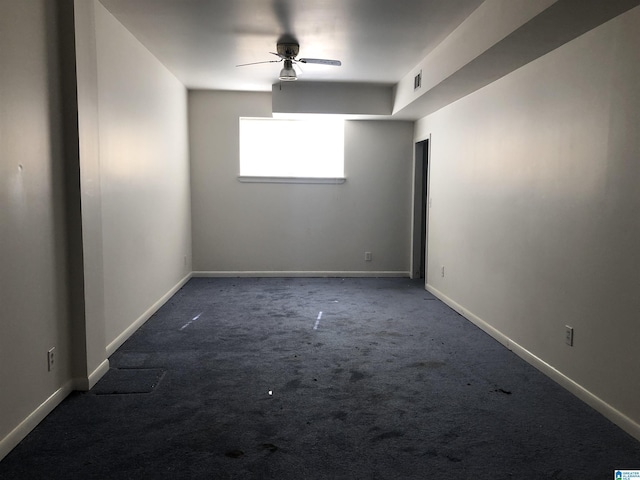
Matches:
[[239, 117, 345, 182]]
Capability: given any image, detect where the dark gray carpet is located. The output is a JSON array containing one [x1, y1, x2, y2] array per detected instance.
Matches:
[[1, 277, 638, 479]]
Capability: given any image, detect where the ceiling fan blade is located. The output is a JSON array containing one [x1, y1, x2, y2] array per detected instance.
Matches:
[[236, 59, 282, 67], [298, 58, 341, 66]]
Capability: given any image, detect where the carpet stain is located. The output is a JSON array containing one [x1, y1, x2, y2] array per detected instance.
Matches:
[[260, 443, 278, 453], [225, 449, 244, 458], [332, 410, 348, 421], [349, 370, 367, 382], [442, 431, 459, 443], [550, 468, 563, 478], [377, 330, 403, 338], [410, 361, 446, 369], [271, 312, 295, 318], [284, 379, 302, 390], [371, 431, 404, 442], [494, 388, 512, 395]]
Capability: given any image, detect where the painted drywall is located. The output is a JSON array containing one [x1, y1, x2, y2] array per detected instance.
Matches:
[[415, 6, 640, 434], [1, 0, 193, 459], [0, 0, 73, 454], [394, 0, 557, 117], [93, 2, 192, 348], [393, 0, 640, 120], [189, 90, 413, 275], [73, 0, 109, 388], [272, 82, 393, 117]]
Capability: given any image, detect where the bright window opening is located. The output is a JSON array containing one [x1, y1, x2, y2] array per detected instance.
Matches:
[[239, 117, 345, 180]]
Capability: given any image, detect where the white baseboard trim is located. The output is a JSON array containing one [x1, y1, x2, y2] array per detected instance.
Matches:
[[87, 358, 111, 390], [0, 358, 114, 462], [426, 283, 640, 442], [193, 271, 410, 278], [106, 272, 192, 357], [0, 380, 74, 461], [71, 358, 110, 392], [0, 360, 112, 461]]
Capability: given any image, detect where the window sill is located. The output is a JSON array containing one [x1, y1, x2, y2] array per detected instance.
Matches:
[[238, 176, 346, 184]]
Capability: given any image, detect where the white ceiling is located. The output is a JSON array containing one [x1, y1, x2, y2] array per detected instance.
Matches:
[[98, 0, 485, 91]]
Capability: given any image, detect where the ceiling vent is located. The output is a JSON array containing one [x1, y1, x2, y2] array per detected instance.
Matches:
[[414, 70, 422, 91]]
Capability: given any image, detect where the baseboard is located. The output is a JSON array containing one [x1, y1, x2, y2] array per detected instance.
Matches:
[[71, 358, 110, 392], [106, 272, 192, 356], [0, 380, 74, 462], [0, 360, 112, 461], [508, 338, 640, 441], [193, 271, 410, 278], [426, 283, 640, 442]]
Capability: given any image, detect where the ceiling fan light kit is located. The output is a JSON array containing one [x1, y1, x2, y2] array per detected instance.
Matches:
[[279, 59, 297, 81], [238, 40, 341, 81]]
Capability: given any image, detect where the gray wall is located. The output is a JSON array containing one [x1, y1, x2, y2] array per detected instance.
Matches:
[[94, 2, 192, 351], [416, 6, 640, 435], [189, 90, 413, 276], [0, 0, 192, 459], [0, 0, 72, 456]]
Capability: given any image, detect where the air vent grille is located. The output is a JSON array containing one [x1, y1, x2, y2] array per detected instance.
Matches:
[[414, 70, 422, 90]]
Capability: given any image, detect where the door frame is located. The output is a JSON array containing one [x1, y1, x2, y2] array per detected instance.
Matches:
[[410, 135, 431, 283]]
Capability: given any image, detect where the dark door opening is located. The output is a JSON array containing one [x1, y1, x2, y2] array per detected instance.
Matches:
[[412, 139, 429, 280]]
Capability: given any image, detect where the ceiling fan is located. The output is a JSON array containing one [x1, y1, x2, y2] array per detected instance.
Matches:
[[236, 42, 341, 81]]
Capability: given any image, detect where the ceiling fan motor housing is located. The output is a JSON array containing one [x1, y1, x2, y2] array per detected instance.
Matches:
[[277, 43, 300, 59]]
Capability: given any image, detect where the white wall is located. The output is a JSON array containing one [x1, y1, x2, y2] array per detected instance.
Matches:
[[73, 0, 109, 390], [94, 2, 192, 350], [416, 6, 640, 436], [1, 0, 193, 460], [189, 90, 413, 275], [0, 0, 72, 455]]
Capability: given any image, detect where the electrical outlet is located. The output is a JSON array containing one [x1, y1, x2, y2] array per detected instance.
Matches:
[[441, 266, 445, 277], [365, 252, 372, 262], [47, 347, 56, 372], [565, 326, 574, 346]]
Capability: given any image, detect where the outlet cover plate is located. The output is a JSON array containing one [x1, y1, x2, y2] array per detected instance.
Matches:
[[565, 326, 574, 346], [47, 347, 56, 371]]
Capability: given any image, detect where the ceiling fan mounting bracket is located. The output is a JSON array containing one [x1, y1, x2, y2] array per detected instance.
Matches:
[[277, 42, 300, 59]]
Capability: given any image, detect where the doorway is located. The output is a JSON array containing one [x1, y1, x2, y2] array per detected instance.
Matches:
[[411, 138, 429, 281]]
